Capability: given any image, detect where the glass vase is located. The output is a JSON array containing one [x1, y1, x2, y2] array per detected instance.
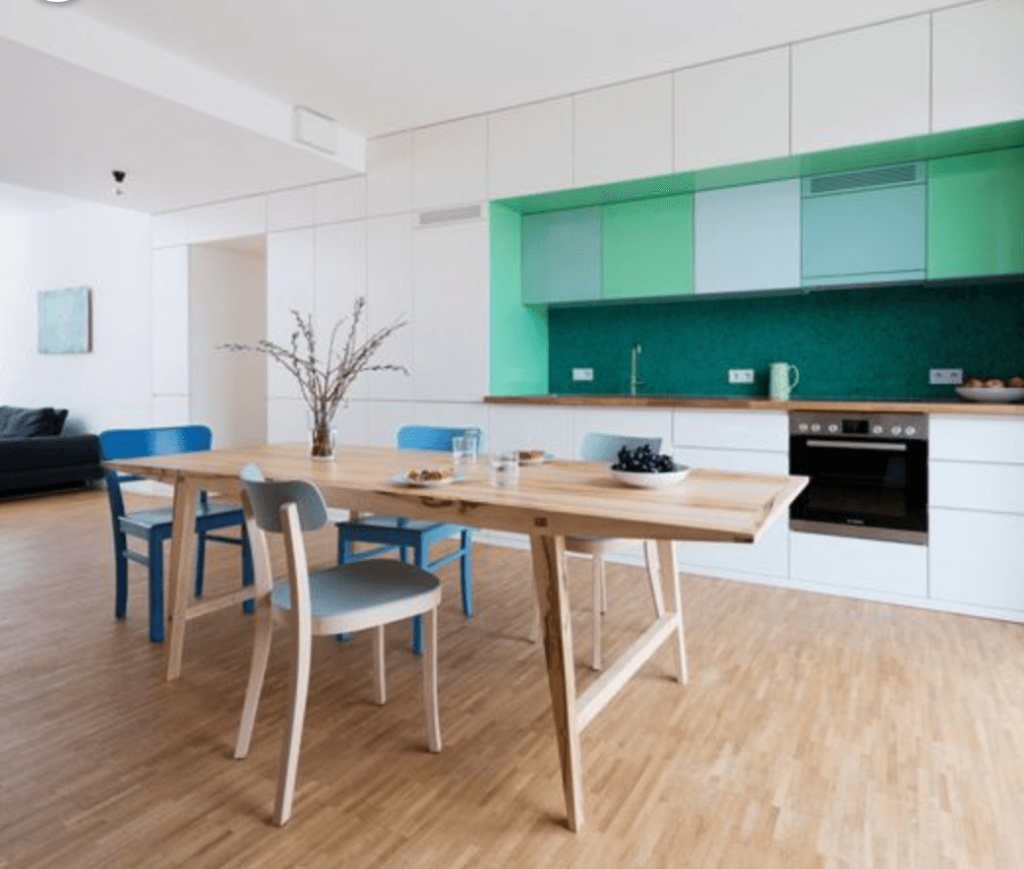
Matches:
[[309, 419, 337, 461]]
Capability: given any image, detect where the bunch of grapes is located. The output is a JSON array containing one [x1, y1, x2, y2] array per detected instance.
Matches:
[[612, 443, 677, 473]]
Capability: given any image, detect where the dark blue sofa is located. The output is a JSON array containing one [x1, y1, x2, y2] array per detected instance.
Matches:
[[0, 405, 104, 495]]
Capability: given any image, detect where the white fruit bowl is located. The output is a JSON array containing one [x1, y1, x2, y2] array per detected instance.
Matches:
[[610, 467, 690, 489], [955, 386, 1024, 403]]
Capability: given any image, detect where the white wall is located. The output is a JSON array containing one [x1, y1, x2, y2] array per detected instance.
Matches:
[[188, 243, 267, 448], [0, 202, 152, 435]]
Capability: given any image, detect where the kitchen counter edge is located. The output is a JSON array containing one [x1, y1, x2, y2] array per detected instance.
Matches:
[[484, 395, 1024, 415]]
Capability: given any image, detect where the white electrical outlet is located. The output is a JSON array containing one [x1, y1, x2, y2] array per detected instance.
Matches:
[[728, 368, 755, 384], [929, 368, 963, 385], [572, 367, 594, 382]]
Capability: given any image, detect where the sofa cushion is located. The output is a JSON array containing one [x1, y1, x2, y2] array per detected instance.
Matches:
[[0, 406, 68, 438]]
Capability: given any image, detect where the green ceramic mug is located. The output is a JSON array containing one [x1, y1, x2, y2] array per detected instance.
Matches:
[[769, 362, 799, 400]]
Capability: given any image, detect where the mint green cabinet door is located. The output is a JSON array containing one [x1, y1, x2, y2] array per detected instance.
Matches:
[[802, 182, 927, 286], [602, 194, 693, 299], [928, 148, 1024, 279], [521, 208, 602, 304]]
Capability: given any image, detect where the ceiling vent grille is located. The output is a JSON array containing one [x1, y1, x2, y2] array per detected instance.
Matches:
[[805, 163, 922, 196], [416, 204, 482, 227]]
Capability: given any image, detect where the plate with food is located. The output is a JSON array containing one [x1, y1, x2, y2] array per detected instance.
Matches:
[[610, 444, 690, 489], [390, 467, 463, 488], [517, 449, 555, 466], [956, 377, 1024, 403]]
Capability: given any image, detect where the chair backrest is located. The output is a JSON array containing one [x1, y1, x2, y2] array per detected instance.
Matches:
[[241, 479, 328, 534], [99, 425, 216, 521], [396, 425, 484, 452], [240, 478, 328, 615], [99, 425, 213, 463], [579, 432, 663, 464]]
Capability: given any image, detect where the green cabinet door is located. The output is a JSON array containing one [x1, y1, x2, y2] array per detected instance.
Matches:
[[521, 207, 602, 305], [602, 194, 694, 300], [928, 147, 1024, 279]]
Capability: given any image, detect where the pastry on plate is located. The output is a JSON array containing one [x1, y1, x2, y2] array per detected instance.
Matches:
[[1009, 376, 1024, 388], [984, 378, 1005, 388], [518, 449, 547, 465], [407, 467, 453, 483], [964, 377, 984, 388]]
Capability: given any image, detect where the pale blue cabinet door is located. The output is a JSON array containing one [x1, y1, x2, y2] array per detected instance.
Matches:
[[801, 185, 926, 286], [521, 208, 602, 305], [695, 179, 801, 294]]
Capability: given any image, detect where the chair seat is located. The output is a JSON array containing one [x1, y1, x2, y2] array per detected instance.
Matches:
[[270, 559, 442, 634], [119, 502, 244, 534], [337, 515, 462, 545]]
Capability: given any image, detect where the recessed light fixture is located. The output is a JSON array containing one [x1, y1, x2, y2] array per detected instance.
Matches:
[[41, 0, 76, 3], [112, 170, 126, 196]]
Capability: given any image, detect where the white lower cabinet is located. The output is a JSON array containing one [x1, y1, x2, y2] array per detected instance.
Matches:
[[790, 531, 928, 599], [929, 508, 1024, 613], [671, 412, 790, 581]]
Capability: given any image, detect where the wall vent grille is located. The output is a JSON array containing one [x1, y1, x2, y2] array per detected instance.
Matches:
[[416, 204, 482, 227], [806, 163, 922, 196]]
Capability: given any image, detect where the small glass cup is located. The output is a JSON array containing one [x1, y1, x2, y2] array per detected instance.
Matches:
[[452, 434, 479, 471], [489, 451, 520, 487]]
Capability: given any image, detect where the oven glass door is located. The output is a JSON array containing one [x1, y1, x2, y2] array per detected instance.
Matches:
[[790, 437, 928, 535]]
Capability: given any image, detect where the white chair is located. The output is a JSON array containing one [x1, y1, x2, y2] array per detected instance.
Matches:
[[567, 433, 667, 670], [233, 469, 442, 825]]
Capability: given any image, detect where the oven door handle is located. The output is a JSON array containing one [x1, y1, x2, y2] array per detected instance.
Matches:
[[805, 439, 907, 452]]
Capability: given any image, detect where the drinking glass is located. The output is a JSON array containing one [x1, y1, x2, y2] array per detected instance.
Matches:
[[452, 434, 479, 470], [489, 451, 520, 487]]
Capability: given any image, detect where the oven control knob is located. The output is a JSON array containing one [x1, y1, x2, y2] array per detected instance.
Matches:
[[798, 423, 809, 432], [810, 423, 821, 432], [905, 425, 916, 436], [828, 423, 839, 433], [891, 425, 902, 435], [872, 425, 883, 434]]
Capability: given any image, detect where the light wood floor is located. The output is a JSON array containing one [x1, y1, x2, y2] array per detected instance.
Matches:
[[2, 489, 1023, 869]]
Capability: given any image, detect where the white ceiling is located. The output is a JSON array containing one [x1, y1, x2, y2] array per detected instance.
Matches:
[[1, 0, 960, 215]]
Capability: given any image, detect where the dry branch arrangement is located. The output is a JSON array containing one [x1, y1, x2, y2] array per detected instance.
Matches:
[[221, 296, 406, 456]]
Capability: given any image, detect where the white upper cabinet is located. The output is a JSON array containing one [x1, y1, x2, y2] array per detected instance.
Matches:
[[413, 116, 488, 210], [791, 16, 930, 153], [932, 0, 1024, 132], [315, 222, 368, 399], [488, 97, 573, 199], [694, 179, 801, 295], [367, 132, 413, 217], [267, 187, 316, 231], [674, 48, 790, 171], [365, 214, 416, 401], [315, 176, 367, 224], [411, 219, 489, 401], [573, 75, 673, 188], [265, 228, 316, 401]]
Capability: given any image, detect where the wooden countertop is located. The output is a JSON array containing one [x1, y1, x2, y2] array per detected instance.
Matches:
[[486, 394, 1024, 415]]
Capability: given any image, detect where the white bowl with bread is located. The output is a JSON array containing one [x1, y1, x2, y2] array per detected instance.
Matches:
[[956, 376, 1024, 403]]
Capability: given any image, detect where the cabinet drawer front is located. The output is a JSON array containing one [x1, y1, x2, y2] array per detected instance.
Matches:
[[790, 531, 927, 598], [929, 415, 1024, 463], [930, 508, 1024, 611], [672, 410, 788, 451], [677, 517, 789, 578], [930, 460, 1024, 513], [673, 447, 787, 476]]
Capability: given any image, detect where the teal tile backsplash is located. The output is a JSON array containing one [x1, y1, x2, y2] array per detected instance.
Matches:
[[548, 281, 1024, 399]]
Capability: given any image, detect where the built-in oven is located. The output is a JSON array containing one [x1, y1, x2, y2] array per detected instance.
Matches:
[[789, 412, 928, 544]]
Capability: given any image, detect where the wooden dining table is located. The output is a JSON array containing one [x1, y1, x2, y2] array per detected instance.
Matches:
[[106, 443, 807, 832]]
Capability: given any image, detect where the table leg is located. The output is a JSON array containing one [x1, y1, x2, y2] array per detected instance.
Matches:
[[658, 540, 688, 684], [529, 533, 584, 832], [166, 475, 200, 682]]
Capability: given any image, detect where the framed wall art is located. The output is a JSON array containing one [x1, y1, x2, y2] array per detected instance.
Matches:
[[38, 286, 91, 354]]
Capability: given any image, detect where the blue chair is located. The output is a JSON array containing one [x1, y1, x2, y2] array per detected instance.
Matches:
[[335, 425, 481, 651], [99, 425, 253, 643]]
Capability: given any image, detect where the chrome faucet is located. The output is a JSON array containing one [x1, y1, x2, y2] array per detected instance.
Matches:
[[629, 343, 643, 396]]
